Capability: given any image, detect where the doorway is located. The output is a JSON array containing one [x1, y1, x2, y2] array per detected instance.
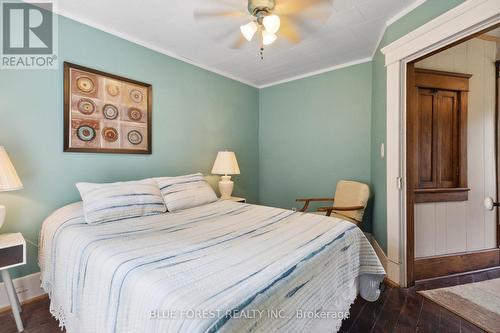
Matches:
[[406, 26, 500, 285]]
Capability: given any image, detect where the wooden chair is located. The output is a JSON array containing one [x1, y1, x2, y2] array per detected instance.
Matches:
[[296, 180, 370, 226]]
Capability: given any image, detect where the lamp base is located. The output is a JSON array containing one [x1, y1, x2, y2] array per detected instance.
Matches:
[[219, 175, 234, 199], [0, 205, 5, 229]]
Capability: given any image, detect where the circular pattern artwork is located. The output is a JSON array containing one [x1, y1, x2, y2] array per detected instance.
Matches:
[[103, 104, 119, 120], [129, 89, 144, 103], [76, 76, 95, 93], [128, 108, 143, 121], [102, 127, 118, 142], [106, 84, 120, 97], [127, 130, 143, 145], [77, 98, 96, 115], [76, 125, 96, 142]]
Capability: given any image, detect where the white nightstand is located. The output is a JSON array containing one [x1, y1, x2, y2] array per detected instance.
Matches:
[[0, 233, 25, 332], [222, 196, 246, 203]]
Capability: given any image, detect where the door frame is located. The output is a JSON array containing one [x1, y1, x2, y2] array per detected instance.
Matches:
[[380, 0, 500, 287]]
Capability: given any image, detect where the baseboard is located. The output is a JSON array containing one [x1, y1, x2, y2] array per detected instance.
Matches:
[[383, 277, 400, 288], [414, 248, 500, 281], [366, 233, 388, 271], [0, 272, 46, 311], [365, 233, 401, 287]]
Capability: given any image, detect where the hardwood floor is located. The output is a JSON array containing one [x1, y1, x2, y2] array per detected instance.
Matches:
[[340, 267, 500, 333], [0, 268, 498, 333]]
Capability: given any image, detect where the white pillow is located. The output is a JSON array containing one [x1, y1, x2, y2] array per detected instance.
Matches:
[[76, 179, 167, 224], [155, 173, 217, 212]]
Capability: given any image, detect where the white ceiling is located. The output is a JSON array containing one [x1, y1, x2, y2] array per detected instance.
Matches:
[[53, 0, 424, 88]]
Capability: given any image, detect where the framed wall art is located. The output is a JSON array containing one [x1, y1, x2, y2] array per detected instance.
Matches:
[[64, 62, 152, 154]]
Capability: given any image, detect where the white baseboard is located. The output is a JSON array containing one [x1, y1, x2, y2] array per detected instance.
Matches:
[[366, 233, 401, 286], [0, 272, 46, 309], [368, 234, 388, 272]]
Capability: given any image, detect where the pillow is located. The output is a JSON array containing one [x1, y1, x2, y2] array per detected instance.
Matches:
[[155, 173, 217, 212], [76, 179, 166, 224]]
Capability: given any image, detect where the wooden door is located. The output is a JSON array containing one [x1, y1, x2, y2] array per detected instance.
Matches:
[[413, 69, 469, 204], [407, 65, 500, 284], [416, 88, 461, 190]]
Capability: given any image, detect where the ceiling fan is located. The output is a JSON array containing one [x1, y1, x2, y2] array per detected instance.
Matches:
[[194, 0, 333, 57]]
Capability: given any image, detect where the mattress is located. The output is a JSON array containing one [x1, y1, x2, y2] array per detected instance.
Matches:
[[39, 200, 385, 333]]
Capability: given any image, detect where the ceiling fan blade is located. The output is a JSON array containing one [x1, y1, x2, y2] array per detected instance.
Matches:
[[199, 0, 245, 10], [285, 15, 323, 36], [279, 17, 302, 44], [275, 0, 333, 16], [193, 10, 246, 20], [230, 35, 248, 49]]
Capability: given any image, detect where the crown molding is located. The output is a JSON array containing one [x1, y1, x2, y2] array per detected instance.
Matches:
[[257, 57, 372, 89], [385, 0, 428, 27], [51, 7, 260, 89], [371, 0, 429, 59], [46, 0, 429, 90]]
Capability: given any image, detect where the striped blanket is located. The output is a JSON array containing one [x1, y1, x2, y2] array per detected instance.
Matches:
[[39, 201, 385, 333]]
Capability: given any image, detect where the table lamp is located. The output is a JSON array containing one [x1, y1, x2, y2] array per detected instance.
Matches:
[[211, 151, 240, 199], [0, 147, 23, 229]]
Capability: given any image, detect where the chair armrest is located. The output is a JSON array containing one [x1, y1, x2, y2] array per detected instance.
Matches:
[[316, 205, 365, 217], [316, 206, 334, 216], [296, 198, 334, 212], [332, 205, 365, 211]]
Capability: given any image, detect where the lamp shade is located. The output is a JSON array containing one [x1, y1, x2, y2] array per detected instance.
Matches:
[[0, 147, 23, 192], [211, 151, 240, 175]]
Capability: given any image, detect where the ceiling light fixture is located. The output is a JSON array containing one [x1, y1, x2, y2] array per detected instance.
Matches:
[[262, 14, 280, 34], [194, 0, 334, 59], [240, 21, 258, 41], [262, 30, 277, 45]]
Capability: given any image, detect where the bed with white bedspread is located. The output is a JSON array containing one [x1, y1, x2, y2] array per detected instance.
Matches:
[[39, 200, 385, 333]]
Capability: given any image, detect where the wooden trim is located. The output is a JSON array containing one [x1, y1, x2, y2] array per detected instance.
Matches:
[[63, 62, 153, 154], [296, 198, 334, 212], [0, 293, 48, 315], [417, 265, 500, 283], [476, 34, 500, 43], [414, 249, 500, 281], [414, 188, 470, 203], [414, 68, 472, 91], [295, 198, 334, 202], [406, 62, 417, 285], [494, 51, 499, 245]]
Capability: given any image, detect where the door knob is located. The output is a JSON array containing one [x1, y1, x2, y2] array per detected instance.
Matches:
[[484, 197, 500, 211]]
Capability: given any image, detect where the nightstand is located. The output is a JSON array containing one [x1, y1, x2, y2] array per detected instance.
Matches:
[[223, 196, 246, 203], [0, 233, 25, 332]]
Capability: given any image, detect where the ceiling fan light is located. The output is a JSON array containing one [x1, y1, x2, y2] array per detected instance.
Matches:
[[263, 14, 280, 34], [262, 30, 277, 45], [240, 21, 258, 41]]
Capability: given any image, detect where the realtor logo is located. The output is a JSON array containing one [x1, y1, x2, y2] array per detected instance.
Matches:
[[1, 1, 58, 69]]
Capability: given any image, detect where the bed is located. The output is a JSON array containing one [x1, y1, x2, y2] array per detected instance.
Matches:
[[39, 200, 385, 333]]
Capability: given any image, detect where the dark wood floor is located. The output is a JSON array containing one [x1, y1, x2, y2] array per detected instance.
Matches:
[[1, 268, 499, 333], [340, 267, 500, 333]]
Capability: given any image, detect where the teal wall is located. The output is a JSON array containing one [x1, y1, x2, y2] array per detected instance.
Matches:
[[259, 63, 373, 230], [0, 15, 259, 280], [0, 0, 470, 282], [370, 0, 465, 252]]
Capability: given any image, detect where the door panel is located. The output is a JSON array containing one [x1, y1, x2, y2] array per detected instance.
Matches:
[[417, 89, 436, 188], [437, 91, 459, 188]]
